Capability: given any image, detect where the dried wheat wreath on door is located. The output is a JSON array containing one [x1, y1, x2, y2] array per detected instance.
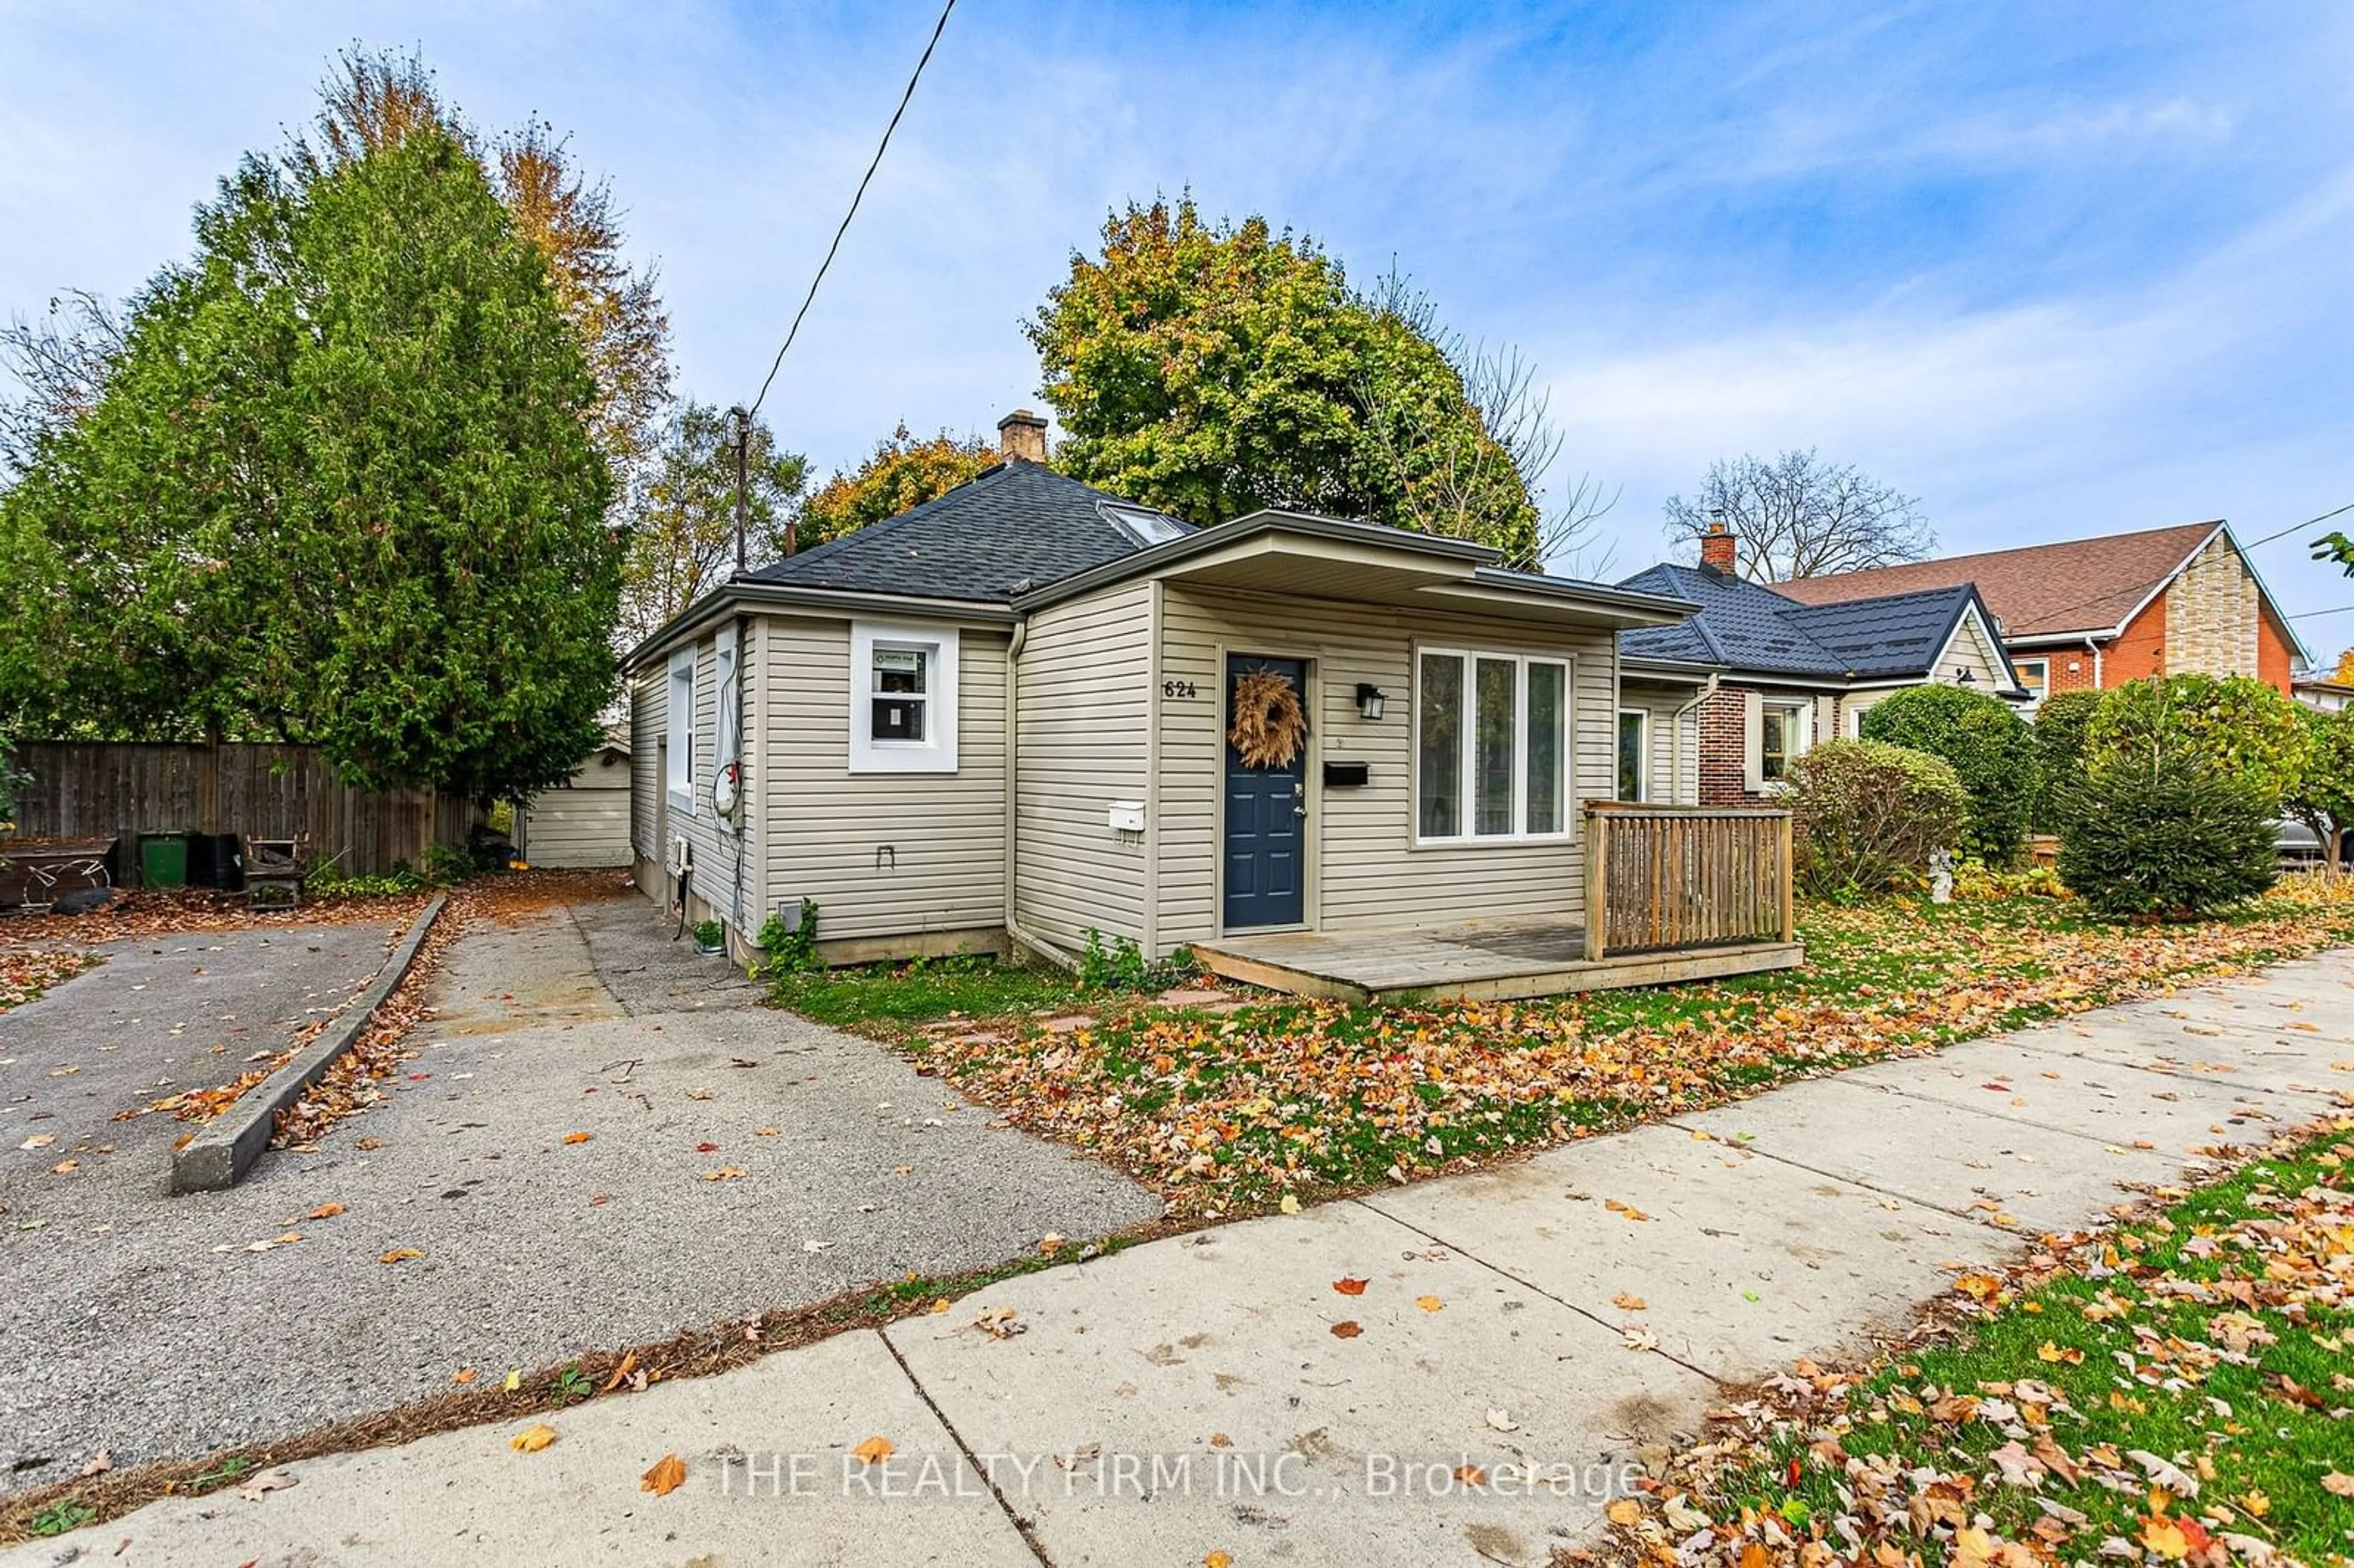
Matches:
[[1228, 668, 1308, 769]]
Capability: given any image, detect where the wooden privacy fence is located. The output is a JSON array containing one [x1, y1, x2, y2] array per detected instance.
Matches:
[[1582, 802, 1794, 961], [6, 742, 479, 883]]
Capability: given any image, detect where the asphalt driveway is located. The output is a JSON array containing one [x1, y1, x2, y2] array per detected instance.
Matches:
[[0, 893, 1158, 1491]]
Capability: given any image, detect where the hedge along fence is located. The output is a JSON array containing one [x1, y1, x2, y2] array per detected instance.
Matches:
[[5, 742, 481, 884]]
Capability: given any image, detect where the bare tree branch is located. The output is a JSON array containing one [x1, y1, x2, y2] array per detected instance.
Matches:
[[1358, 267, 1617, 576], [0, 291, 126, 475], [1661, 449, 1933, 581]]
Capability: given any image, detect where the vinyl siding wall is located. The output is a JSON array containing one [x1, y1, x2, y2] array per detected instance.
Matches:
[[760, 615, 1009, 945], [520, 750, 631, 867], [629, 671, 663, 866], [1010, 582, 1154, 950], [1148, 584, 1616, 953], [1617, 685, 1703, 805], [623, 631, 761, 942]]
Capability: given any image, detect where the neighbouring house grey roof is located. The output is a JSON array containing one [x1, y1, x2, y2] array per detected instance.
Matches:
[[1617, 562, 2013, 687], [741, 459, 1190, 604]]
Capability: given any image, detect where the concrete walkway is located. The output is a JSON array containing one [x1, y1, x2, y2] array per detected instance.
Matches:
[[9, 950, 2348, 1568]]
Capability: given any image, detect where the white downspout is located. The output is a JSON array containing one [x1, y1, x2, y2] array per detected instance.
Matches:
[[1670, 672, 1720, 807]]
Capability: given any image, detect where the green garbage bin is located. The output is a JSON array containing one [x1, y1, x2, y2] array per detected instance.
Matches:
[[139, 832, 190, 889]]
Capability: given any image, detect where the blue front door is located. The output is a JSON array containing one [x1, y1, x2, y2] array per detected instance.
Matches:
[[1223, 655, 1307, 930]]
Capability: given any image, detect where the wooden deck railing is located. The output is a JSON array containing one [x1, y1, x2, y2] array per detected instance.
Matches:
[[1582, 802, 1794, 961]]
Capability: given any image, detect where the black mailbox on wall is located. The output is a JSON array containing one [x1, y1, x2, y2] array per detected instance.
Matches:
[[1322, 760, 1371, 788]]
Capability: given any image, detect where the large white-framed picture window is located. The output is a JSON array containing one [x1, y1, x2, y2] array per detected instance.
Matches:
[[850, 622, 959, 773], [665, 648, 696, 813], [1414, 647, 1571, 844]]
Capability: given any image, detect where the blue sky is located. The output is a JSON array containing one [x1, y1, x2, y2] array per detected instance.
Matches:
[[4, 1, 2350, 651]]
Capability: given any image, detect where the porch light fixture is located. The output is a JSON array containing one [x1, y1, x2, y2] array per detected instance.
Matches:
[[1355, 683, 1388, 721]]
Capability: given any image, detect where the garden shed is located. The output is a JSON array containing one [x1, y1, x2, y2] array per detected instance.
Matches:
[[518, 739, 633, 868]]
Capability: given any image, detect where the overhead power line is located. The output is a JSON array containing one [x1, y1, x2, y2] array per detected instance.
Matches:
[[745, 0, 958, 419], [2289, 604, 2354, 620], [2241, 498, 2354, 552]]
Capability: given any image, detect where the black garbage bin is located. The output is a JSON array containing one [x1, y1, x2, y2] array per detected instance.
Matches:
[[188, 833, 245, 891]]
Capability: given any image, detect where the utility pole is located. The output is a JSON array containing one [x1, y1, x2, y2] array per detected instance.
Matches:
[[731, 405, 750, 574]]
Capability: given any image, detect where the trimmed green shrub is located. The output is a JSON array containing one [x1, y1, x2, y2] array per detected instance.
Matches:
[[2027, 688, 2104, 834], [2056, 750, 2277, 918], [2284, 706, 2354, 869], [1858, 684, 2038, 866], [1786, 738, 1969, 899], [2085, 674, 2310, 809]]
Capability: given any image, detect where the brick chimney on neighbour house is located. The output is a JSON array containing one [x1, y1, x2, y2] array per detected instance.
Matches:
[[1699, 513, 1737, 575], [997, 408, 1048, 465]]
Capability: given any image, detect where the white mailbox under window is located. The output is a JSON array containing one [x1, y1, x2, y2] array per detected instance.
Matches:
[[850, 621, 959, 773]]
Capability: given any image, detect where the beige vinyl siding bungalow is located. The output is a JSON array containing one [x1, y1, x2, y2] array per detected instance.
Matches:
[[1147, 584, 1615, 950], [760, 615, 1010, 955], [629, 623, 763, 942], [620, 452, 1702, 972], [1010, 581, 1154, 951], [1001, 517, 1693, 961]]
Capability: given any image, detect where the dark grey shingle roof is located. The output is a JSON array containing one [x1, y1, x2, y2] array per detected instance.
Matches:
[[742, 460, 1190, 603], [1616, 563, 1983, 681], [1780, 588, 1981, 679]]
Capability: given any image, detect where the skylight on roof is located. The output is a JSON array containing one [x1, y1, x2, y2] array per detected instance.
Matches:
[[1099, 500, 1186, 546]]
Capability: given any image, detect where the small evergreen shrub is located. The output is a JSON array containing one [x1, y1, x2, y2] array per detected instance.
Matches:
[[2027, 688, 2104, 834], [2056, 751, 2277, 918], [1786, 739, 1968, 899], [1859, 684, 2038, 865]]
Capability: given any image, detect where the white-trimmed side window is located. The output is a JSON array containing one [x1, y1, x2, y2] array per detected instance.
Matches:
[[850, 622, 959, 774], [2013, 657, 2049, 707], [666, 649, 696, 811], [1759, 700, 1811, 783], [1414, 648, 1569, 843]]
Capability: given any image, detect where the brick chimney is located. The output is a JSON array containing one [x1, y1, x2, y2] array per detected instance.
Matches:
[[1699, 514, 1737, 575], [996, 408, 1048, 465]]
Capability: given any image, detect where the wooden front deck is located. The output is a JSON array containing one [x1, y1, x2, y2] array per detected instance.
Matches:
[[1195, 917, 1804, 1005]]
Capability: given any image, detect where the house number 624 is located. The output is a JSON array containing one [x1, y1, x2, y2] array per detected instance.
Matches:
[[1162, 680, 1200, 699]]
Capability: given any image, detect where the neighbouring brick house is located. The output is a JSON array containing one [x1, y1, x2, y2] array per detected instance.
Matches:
[[1768, 520, 2308, 705], [1615, 523, 2028, 807]]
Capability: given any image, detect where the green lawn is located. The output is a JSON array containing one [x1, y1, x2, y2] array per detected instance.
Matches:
[[766, 951, 1100, 1026], [1617, 1117, 2354, 1566], [772, 880, 2354, 1219]]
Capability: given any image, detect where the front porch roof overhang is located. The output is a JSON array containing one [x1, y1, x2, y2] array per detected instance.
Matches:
[[1016, 510, 1699, 633]]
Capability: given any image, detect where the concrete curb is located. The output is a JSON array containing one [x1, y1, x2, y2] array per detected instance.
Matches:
[[170, 894, 448, 1194]]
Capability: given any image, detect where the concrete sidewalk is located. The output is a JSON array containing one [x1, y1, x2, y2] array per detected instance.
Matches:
[[9, 950, 2348, 1568]]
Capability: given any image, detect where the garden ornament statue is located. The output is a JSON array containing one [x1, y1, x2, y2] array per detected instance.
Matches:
[[1929, 848, 1955, 904]]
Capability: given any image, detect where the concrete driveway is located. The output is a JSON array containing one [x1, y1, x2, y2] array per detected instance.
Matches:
[[0, 894, 1158, 1490]]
